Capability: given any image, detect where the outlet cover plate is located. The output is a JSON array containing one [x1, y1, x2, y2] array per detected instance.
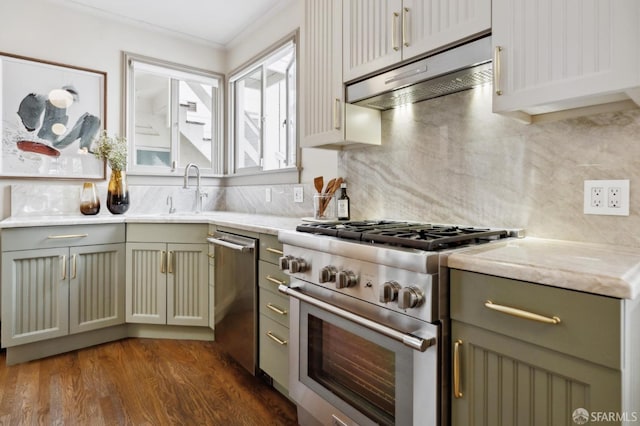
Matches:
[[584, 180, 630, 216], [293, 186, 304, 203]]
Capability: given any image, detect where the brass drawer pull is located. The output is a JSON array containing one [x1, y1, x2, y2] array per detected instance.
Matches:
[[71, 254, 77, 279], [48, 233, 88, 239], [494, 46, 503, 96], [266, 303, 287, 316], [167, 251, 174, 274], [402, 7, 409, 47], [266, 331, 288, 346], [485, 300, 561, 324], [60, 255, 67, 280], [207, 253, 215, 259], [453, 339, 463, 399], [266, 247, 283, 255], [266, 275, 286, 286]]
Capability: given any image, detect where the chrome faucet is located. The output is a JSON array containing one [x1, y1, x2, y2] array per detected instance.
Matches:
[[183, 163, 207, 213]]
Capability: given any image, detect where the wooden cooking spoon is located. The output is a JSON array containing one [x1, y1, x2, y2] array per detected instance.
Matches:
[[314, 176, 324, 194]]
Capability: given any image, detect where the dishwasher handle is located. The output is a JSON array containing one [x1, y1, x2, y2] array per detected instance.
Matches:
[[207, 235, 255, 252]]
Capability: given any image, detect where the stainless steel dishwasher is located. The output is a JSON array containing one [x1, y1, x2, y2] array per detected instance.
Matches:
[[208, 229, 258, 375]]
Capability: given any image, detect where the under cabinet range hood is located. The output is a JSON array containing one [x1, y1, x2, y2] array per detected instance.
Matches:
[[346, 36, 492, 110]]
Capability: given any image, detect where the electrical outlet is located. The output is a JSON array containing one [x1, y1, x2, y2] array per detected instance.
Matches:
[[584, 180, 630, 216], [591, 186, 604, 207], [265, 187, 272, 203], [608, 187, 621, 208], [293, 186, 304, 203]]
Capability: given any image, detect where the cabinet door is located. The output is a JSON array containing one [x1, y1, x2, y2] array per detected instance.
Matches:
[[1, 247, 69, 347], [69, 243, 126, 334], [492, 0, 640, 116], [451, 321, 621, 426], [126, 242, 167, 324], [167, 243, 208, 326], [301, 0, 345, 147], [343, 0, 403, 82], [402, 0, 490, 61]]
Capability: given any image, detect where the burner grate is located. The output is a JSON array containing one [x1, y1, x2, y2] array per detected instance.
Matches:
[[296, 221, 510, 251]]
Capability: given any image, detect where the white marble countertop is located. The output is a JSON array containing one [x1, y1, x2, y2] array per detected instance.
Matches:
[[0, 212, 302, 235], [447, 237, 640, 299]]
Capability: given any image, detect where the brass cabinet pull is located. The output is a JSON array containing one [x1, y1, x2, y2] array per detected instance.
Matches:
[[266, 247, 284, 255], [402, 7, 409, 47], [494, 46, 503, 95], [266, 275, 286, 286], [48, 233, 88, 239], [266, 331, 288, 346], [71, 254, 77, 279], [160, 251, 166, 273], [453, 339, 463, 398], [392, 12, 400, 51], [266, 303, 287, 316], [167, 251, 174, 274], [207, 253, 215, 259], [60, 255, 67, 280], [333, 98, 341, 129], [485, 300, 561, 324]]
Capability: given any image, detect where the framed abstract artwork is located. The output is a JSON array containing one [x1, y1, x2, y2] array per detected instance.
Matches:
[[0, 52, 106, 179]]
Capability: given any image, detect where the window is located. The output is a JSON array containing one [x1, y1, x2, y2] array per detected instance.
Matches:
[[124, 53, 223, 175], [229, 36, 297, 176]]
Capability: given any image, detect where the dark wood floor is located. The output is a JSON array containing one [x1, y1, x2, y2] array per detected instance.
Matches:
[[0, 338, 298, 425]]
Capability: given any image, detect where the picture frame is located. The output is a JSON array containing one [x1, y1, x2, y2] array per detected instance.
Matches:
[[0, 52, 107, 179]]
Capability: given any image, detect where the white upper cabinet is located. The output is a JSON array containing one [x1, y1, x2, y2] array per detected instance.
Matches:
[[343, 0, 491, 82], [301, 0, 381, 149], [492, 0, 640, 122]]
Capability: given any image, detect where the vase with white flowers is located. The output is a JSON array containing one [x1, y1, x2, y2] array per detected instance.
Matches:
[[93, 130, 130, 214]]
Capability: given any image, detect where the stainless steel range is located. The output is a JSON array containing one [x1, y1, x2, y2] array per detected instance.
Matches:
[[278, 221, 520, 426]]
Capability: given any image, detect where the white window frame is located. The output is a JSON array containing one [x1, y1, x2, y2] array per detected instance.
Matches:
[[226, 32, 300, 184]]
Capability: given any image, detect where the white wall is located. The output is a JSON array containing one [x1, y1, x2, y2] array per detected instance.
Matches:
[[0, 0, 225, 217]]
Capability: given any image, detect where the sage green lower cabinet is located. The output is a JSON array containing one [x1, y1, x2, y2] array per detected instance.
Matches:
[[126, 224, 209, 327], [258, 233, 290, 395], [450, 269, 639, 426], [1, 225, 125, 350]]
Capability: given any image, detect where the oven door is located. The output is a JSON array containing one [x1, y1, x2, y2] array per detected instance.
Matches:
[[281, 282, 439, 426]]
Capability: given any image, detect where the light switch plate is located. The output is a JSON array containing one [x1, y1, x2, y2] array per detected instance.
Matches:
[[584, 180, 629, 216]]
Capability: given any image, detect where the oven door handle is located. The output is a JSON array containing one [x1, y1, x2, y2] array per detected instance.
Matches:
[[279, 285, 434, 352]]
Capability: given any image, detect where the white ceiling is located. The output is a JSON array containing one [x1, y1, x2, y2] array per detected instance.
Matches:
[[45, 0, 287, 47]]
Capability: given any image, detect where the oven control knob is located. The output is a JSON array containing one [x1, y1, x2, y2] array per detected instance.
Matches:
[[336, 270, 358, 289], [279, 255, 293, 271], [319, 266, 337, 283], [379, 281, 401, 303], [289, 258, 309, 273], [398, 286, 425, 309]]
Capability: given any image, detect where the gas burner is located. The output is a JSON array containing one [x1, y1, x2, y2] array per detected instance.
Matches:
[[296, 221, 511, 251]]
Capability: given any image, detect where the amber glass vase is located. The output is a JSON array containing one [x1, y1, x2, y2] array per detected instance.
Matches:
[[80, 182, 100, 215], [106, 170, 130, 214]]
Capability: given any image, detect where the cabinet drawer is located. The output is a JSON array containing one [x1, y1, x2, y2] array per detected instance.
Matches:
[[259, 314, 289, 390], [258, 261, 289, 292], [450, 270, 621, 369], [259, 233, 283, 264], [2, 224, 125, 252], [259, 287, 289, 328], [127, 224, 208, 243]]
